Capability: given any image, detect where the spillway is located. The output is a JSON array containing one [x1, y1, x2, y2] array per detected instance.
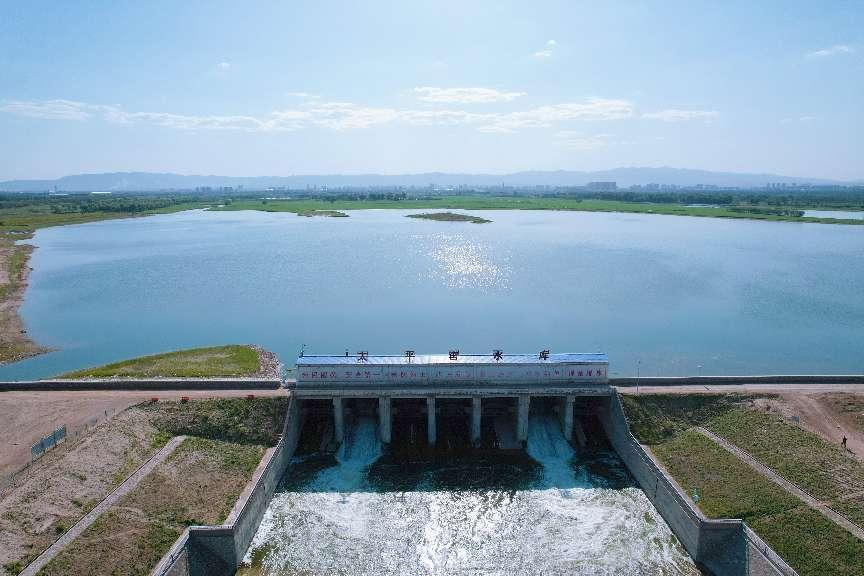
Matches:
[[241, 414, 699, 575]]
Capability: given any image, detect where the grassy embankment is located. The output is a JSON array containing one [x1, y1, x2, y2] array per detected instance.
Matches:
[[622, 394, 864, 576], [0, 197, 212, 364], [213, 196, 864, 225], [406, 211, 492, 224], [58, 345, 261, 379], [34, 397, 287, 576]]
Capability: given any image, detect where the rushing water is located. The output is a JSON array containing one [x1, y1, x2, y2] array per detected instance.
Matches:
[[242, 416, 699, 576], [2, 208, 863, 379]]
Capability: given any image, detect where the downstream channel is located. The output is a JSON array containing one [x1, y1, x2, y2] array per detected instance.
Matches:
[[241, 414, 699, 575]]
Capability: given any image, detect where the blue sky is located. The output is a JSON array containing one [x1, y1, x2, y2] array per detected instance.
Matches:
[[1, 1, 862, 180]]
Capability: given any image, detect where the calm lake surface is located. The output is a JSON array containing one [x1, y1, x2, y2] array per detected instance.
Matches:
[[2, 208, 862, 380]]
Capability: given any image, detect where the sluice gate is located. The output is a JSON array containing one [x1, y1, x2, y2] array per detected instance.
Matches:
[[290, 351, 612, 450]]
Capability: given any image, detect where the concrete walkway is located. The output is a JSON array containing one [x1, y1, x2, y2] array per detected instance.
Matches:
[[21, 435, 187, 576], [696, 426, 864, 541]]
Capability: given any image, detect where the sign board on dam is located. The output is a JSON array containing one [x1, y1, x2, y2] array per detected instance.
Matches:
[[294, 351, 609, 390]]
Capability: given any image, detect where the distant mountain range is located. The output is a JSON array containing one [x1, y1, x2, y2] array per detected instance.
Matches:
[[0, 168, 859, 192]]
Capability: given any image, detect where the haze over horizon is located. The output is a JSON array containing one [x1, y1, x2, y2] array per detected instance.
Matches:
[[1, 1, 862, 181]]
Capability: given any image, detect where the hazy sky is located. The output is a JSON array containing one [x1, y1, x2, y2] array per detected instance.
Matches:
[[1, 1, 862, 180]]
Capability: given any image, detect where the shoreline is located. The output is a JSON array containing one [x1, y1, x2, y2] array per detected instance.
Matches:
[[0, 235, 48, 364]]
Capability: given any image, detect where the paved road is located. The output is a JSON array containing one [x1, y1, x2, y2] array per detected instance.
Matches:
[[20, 435, 188, 576], [616, 383, 864, 395], [696, 427, 864, 541]]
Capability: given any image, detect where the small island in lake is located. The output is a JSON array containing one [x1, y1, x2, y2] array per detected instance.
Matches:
[[406, 212, 492, 224], [296, 209, 349, 218]]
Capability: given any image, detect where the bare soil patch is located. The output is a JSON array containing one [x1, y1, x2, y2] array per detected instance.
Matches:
[[0, 409, 159, 575], [754, 393, 864, 460], [0, 388, 286, 477], [38, 437, 265, 576], [0, 396, 286, 575]]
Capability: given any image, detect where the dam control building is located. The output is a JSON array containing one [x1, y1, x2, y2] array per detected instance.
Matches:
[[291, 350, 610, 447]]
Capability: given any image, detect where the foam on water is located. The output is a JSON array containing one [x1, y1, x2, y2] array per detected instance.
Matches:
[[244, 415, 699, 576]]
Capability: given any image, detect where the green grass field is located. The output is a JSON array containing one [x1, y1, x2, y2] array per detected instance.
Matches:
[[212, 196, 864, 224], [58, 345, 261, 378], [625, 394, 864, 576]]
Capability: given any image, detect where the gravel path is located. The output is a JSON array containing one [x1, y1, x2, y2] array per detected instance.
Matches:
[[696, 426, 864, 541], [20, 435, 187, 576]]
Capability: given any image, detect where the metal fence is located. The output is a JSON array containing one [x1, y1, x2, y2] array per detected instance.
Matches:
[[30, 425, 66, 460]]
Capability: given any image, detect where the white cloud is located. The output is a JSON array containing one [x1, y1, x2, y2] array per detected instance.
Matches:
[[217, 61, 231, 69], [781, 115, 817, 124], [0, 96, 636, 134], [286, 91, 309, 98], [554, 131, 616, 151], [806, 44, 854, 58], [413, 86, 526, 104], [305, 102, 400, 130], [480, 99, 635, 133], [642, 109, 718, 122], [533, 39, 558, 60], [0, 99, 96, 120]]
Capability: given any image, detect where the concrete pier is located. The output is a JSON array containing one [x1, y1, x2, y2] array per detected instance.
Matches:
[[333, 397, 344, 444], [572, 419, 587, 448], [379, 396, 391, 444], [471, 396, 482, 446], [561, 395, 575, 443], [516, 395, 530, 443], [426, 396, 436, 445]]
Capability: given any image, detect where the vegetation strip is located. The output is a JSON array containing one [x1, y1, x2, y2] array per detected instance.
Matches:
[[406, 211, 492, 223], [19, 435, 187, 576], [214, 196, 864, 225], [696, 426, 864, 539], [57, 345, 264, 379]]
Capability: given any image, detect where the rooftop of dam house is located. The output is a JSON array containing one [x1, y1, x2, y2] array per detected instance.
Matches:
[[293, 351, 610, 390]]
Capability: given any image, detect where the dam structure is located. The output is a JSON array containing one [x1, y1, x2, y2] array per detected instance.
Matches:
[[292, 350, 610, 448], [155, 350, 795, 576]]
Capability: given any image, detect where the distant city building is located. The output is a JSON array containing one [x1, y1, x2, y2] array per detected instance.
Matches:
[[586, 181, 617, 192]]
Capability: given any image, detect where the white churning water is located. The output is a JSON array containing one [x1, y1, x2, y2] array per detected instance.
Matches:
[[243, 415, 699, 576]]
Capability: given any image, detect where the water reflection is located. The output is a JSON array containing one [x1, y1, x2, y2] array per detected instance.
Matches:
[[420, 233, 512, 291]]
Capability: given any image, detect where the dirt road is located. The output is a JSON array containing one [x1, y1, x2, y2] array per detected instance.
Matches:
[[0, 388, 287, 475]]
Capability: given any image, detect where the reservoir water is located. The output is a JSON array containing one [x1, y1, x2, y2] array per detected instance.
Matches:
[[1, 208, 863, 380], [242, 415, 699, 575]]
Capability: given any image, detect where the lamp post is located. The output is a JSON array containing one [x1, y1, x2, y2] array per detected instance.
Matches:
[[636, 360, 641, 396]]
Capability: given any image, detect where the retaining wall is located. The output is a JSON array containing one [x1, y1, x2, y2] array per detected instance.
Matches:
[[151, 395, 302, 576], [0, 378, 281, 392], [610, 375, 864, 386], [600, 393, 797, 576]]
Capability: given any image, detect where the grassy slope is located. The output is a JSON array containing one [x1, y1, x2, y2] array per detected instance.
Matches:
[[623, 394, 864, 576], [143, 396, 289, 446], [38, 437, 265, 576], [58, 345, 260, 378], [214, 196, 864, 224]]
